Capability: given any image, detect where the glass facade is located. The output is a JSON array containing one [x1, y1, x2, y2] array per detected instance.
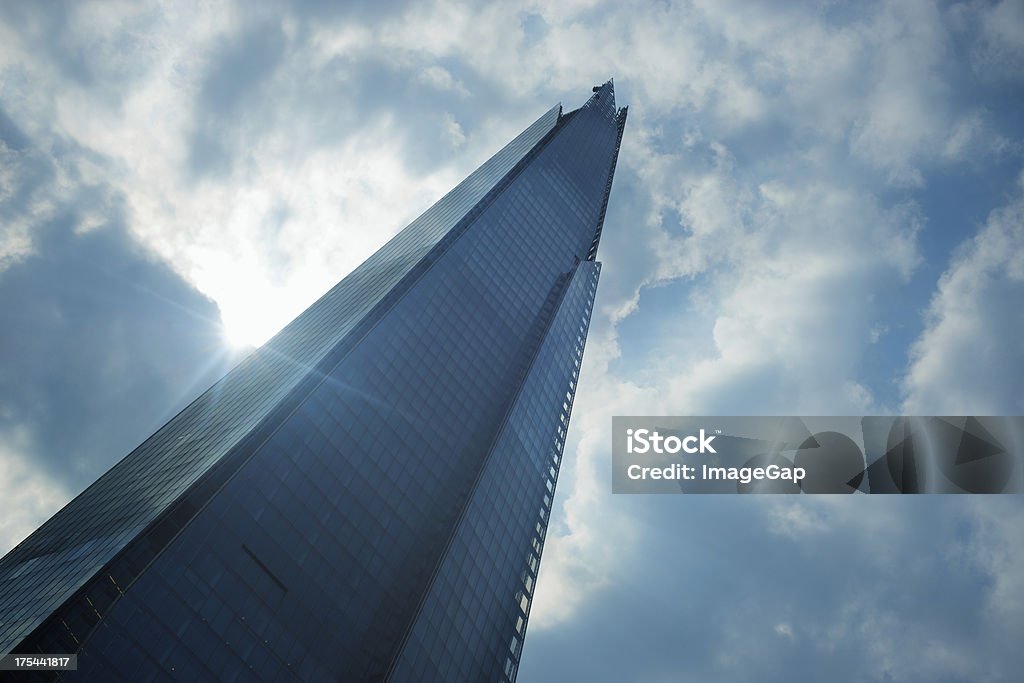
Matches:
[[0, 82, 627, 681]]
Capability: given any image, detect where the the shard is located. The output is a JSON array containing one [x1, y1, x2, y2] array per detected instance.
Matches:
[[0, 81, 627, 681]]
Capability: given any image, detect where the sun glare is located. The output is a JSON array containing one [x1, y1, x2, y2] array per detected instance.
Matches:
[[221, 306, 280, 350], [216, 283, 296, 351], [194, 255, 304, 351]]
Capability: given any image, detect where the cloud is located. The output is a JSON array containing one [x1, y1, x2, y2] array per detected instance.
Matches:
[[902, 173, 1024, 414], [773, 622, 794, 640], [526, 496, 1024, 682], [0, 120, 237, 552], [966, 498, 1024, 637], [529, 363, 648, 628], [951, 0, 1024, 82], [441, 111, 467, 148], [0, 428, 69, 556], [188, 17, 290, 177], [416, 64, 470, 96], [517, 1, 1022, 675]]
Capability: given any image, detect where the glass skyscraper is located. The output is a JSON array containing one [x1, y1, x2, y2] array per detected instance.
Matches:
[[0, 81, 627, 681]]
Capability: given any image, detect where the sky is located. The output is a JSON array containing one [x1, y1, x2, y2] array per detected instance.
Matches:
[[1, 0, 1023, 680]]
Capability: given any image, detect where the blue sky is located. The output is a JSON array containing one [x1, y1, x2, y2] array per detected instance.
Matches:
[[1, 1, 1023, 680]]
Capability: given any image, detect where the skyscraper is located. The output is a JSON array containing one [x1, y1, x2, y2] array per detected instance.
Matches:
[[0, 81, 627, 681]]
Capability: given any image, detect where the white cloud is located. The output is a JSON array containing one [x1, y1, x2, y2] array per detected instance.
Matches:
[[847, 2, 951, 186], [638, 175, 920, 416], [416, 65, 469, 96], [869, 324, 888, 344], [0, 429, 69, 555], [766, 500, 831, 539], [902, 173, 1024, 414], [441, 111, 467, 149], [773, 622, 794, 639], [0, 130, 97, 273], [954, 0, 1024, 81], [965, 499, 1024, 636], [529, 353, 650, 628]]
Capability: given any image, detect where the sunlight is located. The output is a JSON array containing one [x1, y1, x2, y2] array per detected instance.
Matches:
[[206, 262, 331, 351], [204, 265, 298, 350], [220, 302, 282, 349]]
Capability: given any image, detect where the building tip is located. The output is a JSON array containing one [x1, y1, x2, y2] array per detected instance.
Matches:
[[591, 80, 617, 108]]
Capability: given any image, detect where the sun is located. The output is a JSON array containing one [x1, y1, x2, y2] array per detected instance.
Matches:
[[221, 305, 280, 349], [196, 254, 323, 352], [216, 284, 293, 350]]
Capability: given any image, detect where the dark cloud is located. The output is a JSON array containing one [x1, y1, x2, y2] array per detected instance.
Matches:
[[188, 20, 290, 177], [0, 1, 89, 86], [0, 132, 236, 493], [0, 107, 30, 151], [0, 1, 162, 102]]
